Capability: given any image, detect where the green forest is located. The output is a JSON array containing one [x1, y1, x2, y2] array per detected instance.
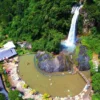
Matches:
[[0, 0, 100, 100], [0, 0, 99, 53]]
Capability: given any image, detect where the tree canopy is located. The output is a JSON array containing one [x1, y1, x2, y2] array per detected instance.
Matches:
[[0, 0, 77, 52], [0, 0, 100, 53], [0, 93, 5, 100], [8, 90, 23, 100]]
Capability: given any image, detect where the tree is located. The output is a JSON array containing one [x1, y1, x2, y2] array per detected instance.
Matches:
[[81, 35, 100, 54], [86, 0, 94, 4], [8, 90, 23, 100], [92, 73, 100, 93], [0, 0, 76, 52], [92, 94, 100, 100], [0, 93, 5, 100], [98, 65, 100, 73]]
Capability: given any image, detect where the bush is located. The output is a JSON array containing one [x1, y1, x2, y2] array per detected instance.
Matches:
[[0, 64, 4, 74], [42, 93, 50, 100], [3, 74, 11, 88], [89, 60, 96, 76], [0, 93, 5, 100], [8, 90, 23, 100], [92, 94, 100, 100], [81, 35, 100, 54], [92, 73, 100, 93]]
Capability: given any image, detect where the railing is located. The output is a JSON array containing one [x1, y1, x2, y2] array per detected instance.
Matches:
[[78, 71, 90, 83]]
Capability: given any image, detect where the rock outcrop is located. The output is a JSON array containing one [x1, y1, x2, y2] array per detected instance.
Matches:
[[77, 45, 90, 71], [36, 51, 73, 73], [36, 45, 90, 73]]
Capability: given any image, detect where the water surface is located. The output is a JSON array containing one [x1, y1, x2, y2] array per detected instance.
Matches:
[[19, 54, 86, 97]]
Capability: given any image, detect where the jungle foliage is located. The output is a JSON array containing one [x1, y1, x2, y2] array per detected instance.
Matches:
[[0, 0, 77, 53], [0, 0, 100, 53]]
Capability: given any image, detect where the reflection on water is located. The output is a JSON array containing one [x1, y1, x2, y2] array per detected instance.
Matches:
[[19, 55, 86, 97]]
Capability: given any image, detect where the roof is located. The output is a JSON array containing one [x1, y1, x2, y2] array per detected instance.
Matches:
[[3, 41, 15, 49], [0, 41, 17, 61], [0, 48, 17, 61]]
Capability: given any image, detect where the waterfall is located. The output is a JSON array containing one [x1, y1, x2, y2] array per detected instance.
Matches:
[[61, 5, 82, 53]]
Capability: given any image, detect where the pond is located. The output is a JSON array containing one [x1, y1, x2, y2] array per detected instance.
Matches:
[[19, 54, 86, 97]]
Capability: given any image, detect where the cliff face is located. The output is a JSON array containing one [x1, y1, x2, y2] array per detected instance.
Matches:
[[80, 9, 95, 33], [78, 0, 95, 34], [79, 0, 100, 34]]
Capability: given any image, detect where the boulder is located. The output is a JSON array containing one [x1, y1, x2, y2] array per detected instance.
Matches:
[[36, 51, 73, 73]]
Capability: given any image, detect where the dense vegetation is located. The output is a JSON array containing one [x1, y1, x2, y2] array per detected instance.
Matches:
[[81, 1, 100, 98], [0, 0, 76, 53], [0, 0, 100, 53], [0, 0, 100, 100], [0, 93, 5, 100], [8, 90, 23, 100]]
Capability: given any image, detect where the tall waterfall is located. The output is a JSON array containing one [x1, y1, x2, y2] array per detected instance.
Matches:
[[61, 5, 82, 53]]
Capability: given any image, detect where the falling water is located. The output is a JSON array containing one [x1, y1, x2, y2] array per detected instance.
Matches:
[[61, 5, 82, 53]]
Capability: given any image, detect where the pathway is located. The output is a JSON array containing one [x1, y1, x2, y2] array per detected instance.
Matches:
[[77, 71, 91, 100]]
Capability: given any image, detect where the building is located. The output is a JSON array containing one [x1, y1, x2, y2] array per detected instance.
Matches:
[[0, 41, 17, 61], [17, 41, 32, 49]]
